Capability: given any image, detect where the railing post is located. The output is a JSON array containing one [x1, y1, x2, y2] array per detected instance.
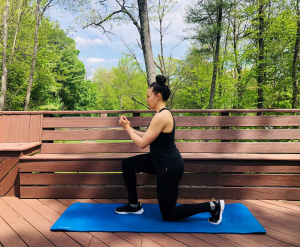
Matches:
[[43, 114, 54, 143], [221, 112, 230, 142], [133, 112, 140, 130]]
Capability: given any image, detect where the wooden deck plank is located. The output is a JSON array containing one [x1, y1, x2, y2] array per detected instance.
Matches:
[[225, 200, 300, 245], [0, 216, 27, 247], [39, 199, 69, 215], [220, 234, 270, 247], [284, 201, 300, 207], [23, 199, 93, 247], [0, 199, 55, 247], [88, 232, 135, 247], [245, 200, 300, 219], [261, 200, 300, 212], [236, 200, 300, 226], [191, 233, 240, 247], [243, 234, 294, 247], [115, 232, 163, 247], [190, 234, 236, 247], [260, 226, 300, 247], [1, 197, 81, 247], [165, 233, 215, 247], [88, 237, 108, 247], [141, 233, 189, 247]]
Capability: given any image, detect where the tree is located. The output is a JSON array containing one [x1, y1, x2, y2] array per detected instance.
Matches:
[[24, 0, 54, 111], [80, 0, 156, 85], [292, 0, 300, 109], [256, 0, 267, 112], [186, 0, 234, 109], [0, 0, 9, 111]]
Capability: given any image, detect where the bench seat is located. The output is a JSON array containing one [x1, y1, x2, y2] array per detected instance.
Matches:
[[0, 142, 41, 152], [19, 152, 300, 161]]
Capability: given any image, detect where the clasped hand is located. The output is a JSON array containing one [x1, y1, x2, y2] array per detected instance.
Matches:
[[119, 115, 131, 129]]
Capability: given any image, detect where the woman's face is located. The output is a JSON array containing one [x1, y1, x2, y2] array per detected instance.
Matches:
[[146, 87, 158, 109]]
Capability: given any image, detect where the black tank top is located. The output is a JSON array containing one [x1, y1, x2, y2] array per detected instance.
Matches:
[[147, 108, 184, 175]]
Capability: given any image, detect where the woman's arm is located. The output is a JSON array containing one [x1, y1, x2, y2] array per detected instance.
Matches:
[[132, 128, 145, 137], [123, 115, 164, 149]]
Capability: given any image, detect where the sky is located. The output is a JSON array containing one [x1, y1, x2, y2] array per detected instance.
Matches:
[[48, 0, 193, 79]]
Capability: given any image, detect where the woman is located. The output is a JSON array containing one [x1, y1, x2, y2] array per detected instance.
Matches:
[[116, 75, 225, 225]]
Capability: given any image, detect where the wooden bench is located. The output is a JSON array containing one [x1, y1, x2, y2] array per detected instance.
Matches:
[[1, 109, 300, 200], [0, 113, 43, 196]]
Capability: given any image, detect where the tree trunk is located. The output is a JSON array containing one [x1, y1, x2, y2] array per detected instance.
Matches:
[[233, 1, 242, 109], [292, 0, 300, 109], [137, 0, 156, 86], [3, 0, 23, 110], [24, 0, 42, 111], [257, 0, 265, 114], [0, 0, 9, 111], [208, 0, 223, 109]]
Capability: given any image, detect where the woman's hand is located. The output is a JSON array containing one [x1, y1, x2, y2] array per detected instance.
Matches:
[[119, 115, 131, 129]]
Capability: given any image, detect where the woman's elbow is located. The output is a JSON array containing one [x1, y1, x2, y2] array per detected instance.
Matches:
[[140, 143, 149, 149]]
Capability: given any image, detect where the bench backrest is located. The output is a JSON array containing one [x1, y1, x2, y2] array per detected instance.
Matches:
[[0, 114, 43, 143], [40, 111, 300, 154], [2, 110, 300, 200]]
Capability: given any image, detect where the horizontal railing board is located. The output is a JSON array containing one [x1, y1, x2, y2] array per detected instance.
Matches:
[[42, 116, 300, 128], [42, 129, 300, 141], [19, 160, 300, 173], [40, 142, 300, 154], [20, 173, 300, 187], [3, 109, 300, 115], [19, 187, 300, 200], [19, 152, 300, 161]]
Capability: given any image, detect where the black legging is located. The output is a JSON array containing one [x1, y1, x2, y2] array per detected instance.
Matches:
[[122, 153, 211, 221]]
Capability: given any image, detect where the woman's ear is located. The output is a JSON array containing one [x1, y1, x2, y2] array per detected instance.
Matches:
[[157, 93, 161, 101]]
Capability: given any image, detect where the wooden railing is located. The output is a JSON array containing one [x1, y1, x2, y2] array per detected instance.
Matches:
[[1, 109, 300, 200]]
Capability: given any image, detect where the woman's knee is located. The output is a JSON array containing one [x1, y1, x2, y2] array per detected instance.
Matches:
[[161, 212, 174, 221]]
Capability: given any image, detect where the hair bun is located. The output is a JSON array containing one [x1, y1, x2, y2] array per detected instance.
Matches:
[[156, 75, 166, 84]]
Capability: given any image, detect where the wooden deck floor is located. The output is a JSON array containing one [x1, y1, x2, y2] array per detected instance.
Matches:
[[0, 198, 299, 247]]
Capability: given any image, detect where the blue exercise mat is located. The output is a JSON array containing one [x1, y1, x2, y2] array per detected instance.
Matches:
[[50, 203, 266, 234]]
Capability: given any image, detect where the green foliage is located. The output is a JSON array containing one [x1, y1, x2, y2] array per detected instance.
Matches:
[[1, 0, 299, 113], [0, 1, 95, 111]]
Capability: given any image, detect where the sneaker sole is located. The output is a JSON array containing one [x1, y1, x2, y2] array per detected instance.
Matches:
[[208, 200, 225, 225], [115, 208, 144, 214]]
